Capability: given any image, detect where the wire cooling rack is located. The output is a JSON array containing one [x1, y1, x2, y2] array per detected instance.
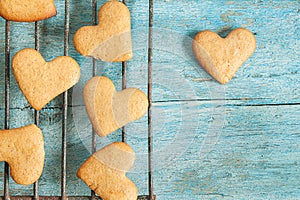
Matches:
[[1, 0, 155, 199]]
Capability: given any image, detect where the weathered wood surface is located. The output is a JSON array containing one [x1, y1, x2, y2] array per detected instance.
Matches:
[[0, 0, 299, 199]]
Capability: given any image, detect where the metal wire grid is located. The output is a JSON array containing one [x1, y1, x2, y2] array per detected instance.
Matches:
[[34, 20, 41, 200], [2, 0, 155, 199]]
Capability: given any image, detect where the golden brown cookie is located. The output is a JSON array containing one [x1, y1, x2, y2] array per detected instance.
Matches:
[[74, 1, 132, 62], [77, 142, 138, 200], [193, 28, 256, 84], [84, 76, 148, 137], [0, 0, 56, 22], [0, 124, 44, 185], [12, 48, 80, 110]]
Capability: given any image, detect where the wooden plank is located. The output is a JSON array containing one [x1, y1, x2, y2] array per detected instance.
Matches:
[[0, 102, 298, 198], [151, 0, 300, 104], [152, 102, 300, 199], [0, 0, 299, 107]]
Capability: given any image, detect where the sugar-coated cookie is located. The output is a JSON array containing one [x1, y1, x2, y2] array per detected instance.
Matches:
[[0, 124, 44, 185], [0, 0, 56, 22], [74, 1, 132, 62], [12, 48, 80, 110], [193, 28, 256, 84], [84, 76, 148, 137], [77, 142, 138, 200]]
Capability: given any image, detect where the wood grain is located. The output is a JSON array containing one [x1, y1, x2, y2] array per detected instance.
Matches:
[[0, 0, 299, 199]]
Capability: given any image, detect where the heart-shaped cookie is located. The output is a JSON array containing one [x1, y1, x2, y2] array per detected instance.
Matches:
[[74, 1, 132, 62], [77, 142, 138, 200], [84, 76, 148, 137], [0, 124, 44, 185], [12, 48, 80, 110], [193, 28, 256, 84], [0, 0, 56, 22]]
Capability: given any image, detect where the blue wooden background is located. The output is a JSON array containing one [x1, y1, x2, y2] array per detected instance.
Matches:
[[0, 0, 299, 199]]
